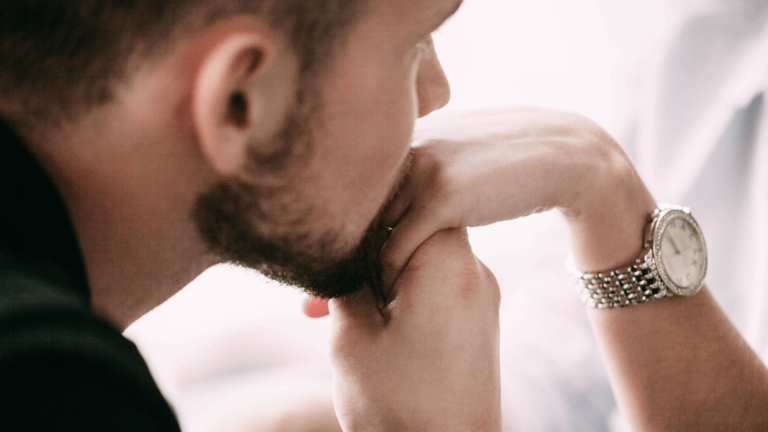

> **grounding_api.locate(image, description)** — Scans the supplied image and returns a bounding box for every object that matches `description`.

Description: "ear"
[192,24,293,176]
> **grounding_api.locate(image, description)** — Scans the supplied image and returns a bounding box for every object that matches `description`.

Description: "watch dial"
[660,217,706,288]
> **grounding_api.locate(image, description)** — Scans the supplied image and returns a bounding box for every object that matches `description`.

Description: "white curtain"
[622,0,768,358]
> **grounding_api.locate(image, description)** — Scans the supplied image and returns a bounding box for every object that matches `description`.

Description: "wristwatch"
[567,204,708,309]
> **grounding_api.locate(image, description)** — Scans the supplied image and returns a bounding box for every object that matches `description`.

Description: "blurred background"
[125,0,768,431]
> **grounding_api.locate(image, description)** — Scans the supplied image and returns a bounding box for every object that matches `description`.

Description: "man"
[4,1,767,432]
[0,0,502,430]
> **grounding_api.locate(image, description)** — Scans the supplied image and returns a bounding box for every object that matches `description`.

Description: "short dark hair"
[0,0,365,126]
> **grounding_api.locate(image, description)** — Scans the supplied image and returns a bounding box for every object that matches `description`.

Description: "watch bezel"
[652,209,707,297]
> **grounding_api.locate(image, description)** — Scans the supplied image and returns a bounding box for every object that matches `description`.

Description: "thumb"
[302,295,330,318]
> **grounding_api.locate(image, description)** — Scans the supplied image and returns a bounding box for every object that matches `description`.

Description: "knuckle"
[454,259,498,305]
[414,141,449,175]
[409,143,440,176]
[411,141,464,200]
[425,162,459,205]
[479,260,502,308]
[567,114,619,152]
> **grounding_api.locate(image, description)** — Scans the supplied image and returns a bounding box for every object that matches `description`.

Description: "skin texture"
[18,0,457,329]
[16,0,763,428]
[331,228,501,432]
[369,107,768,431]
[6,0,506,431]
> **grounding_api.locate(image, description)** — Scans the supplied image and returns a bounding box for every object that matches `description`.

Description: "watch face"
[654,210,707,296]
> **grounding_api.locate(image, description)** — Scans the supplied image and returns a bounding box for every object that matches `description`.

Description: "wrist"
[558,138,656,273]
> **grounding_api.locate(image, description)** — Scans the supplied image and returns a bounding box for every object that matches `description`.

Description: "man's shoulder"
[0,248,97,336]
[0,250,181,431]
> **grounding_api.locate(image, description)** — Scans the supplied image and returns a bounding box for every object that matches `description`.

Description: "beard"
[192,83,401,300]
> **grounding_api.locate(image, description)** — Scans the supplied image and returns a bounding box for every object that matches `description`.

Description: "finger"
[380,205,451,301]
[380,181,416,230]
[303,295,330,318]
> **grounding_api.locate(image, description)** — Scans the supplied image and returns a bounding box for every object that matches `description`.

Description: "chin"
[194,178,393,299]
[257,218,389,299]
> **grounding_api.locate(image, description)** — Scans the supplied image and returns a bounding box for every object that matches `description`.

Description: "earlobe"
[192,33,271,176]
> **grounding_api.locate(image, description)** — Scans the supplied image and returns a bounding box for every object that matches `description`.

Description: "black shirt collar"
[0,119,89,299]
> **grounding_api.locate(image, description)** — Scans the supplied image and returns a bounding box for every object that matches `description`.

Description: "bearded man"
[0,0,503,430]
[6,0,768,431]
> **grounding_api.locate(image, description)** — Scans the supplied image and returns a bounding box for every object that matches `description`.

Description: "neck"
[22,109,219,331]
[73,186,217,331]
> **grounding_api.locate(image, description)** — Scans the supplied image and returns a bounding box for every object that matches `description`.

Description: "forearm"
[588,287,768,431]
[566,155,768,431]
[382,106,768,430]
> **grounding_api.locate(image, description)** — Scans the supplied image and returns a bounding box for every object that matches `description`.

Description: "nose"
[416,37,451,118]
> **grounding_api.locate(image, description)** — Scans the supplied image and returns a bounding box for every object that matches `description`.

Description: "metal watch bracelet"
[566,252,671,309]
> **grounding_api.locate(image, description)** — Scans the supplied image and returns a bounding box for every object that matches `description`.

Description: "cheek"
[312,57,420,231]
[330,60,417,157]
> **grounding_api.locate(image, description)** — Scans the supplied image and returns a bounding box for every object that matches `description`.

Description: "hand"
[329,228,501,432]
[303,295,330,318]
[380,107,656,293]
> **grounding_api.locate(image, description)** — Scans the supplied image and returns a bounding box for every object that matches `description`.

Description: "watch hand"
[668,236,681,255]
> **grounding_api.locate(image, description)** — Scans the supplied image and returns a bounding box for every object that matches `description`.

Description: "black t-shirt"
[0,120,181,431]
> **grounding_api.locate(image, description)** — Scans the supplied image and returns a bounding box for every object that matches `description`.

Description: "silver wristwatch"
[567,205,708,309]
